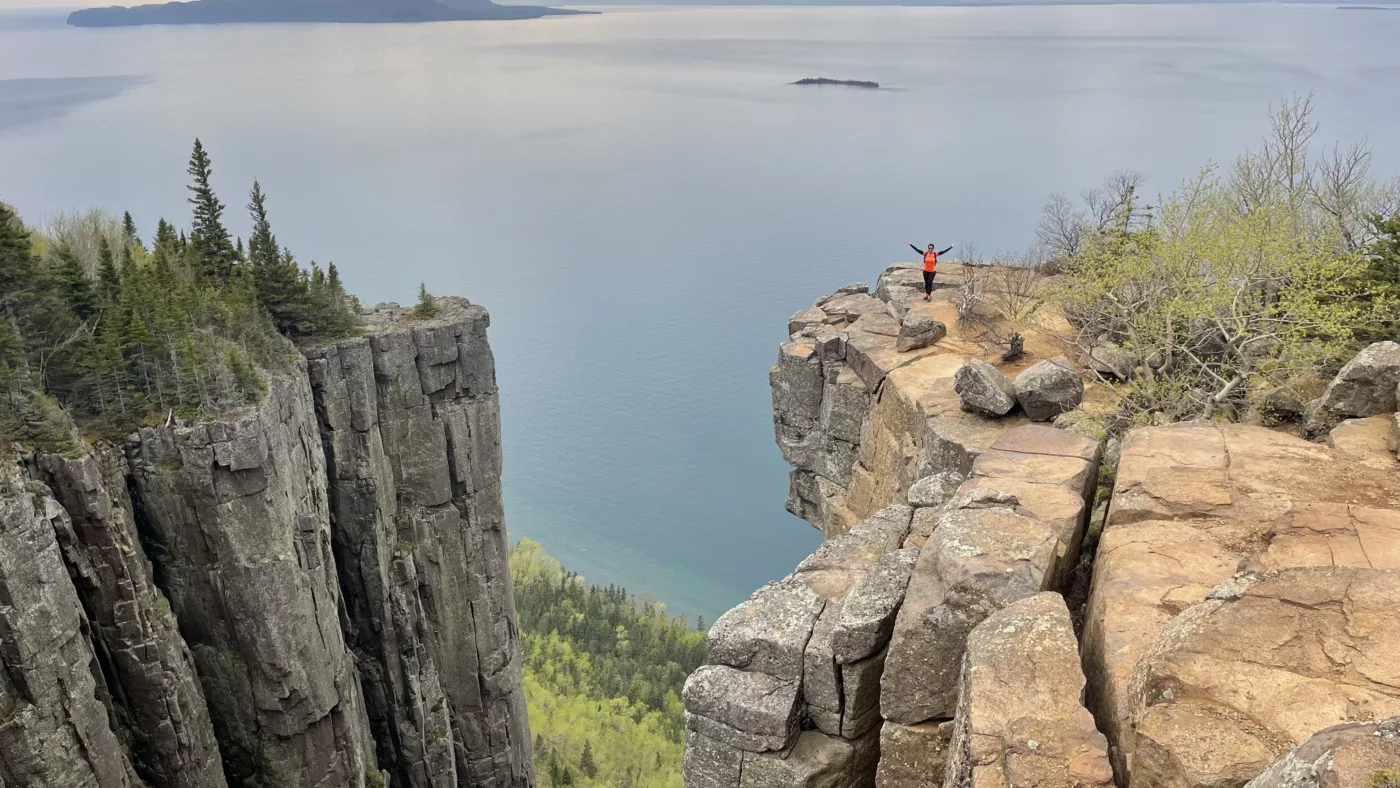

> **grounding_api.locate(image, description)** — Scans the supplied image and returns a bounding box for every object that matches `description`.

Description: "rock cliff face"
[305,300,531,788]
[687,266,1400,788]
[0,297,532,788]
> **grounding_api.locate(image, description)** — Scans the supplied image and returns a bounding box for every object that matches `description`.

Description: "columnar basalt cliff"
[305,299,531,788]
[0,297,532,788]
[686,263,1400,788]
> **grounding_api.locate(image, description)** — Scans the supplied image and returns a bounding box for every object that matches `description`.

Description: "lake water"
[3,3,1399,621]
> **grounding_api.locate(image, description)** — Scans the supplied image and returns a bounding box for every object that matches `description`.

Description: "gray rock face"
[125,365,378,787]
[1244,717,1400,788]
[304,300,531,788]
[683,667,800,752]
[1012,358,1084,422]
[896,313,947,353]
[953,360,1017,417]
[1317,341,1400,418]
[34,449,225,788]
[0,457,138,788]
[707,576,826,680]
[876,722,951,788]
[906,472,964,509]
[832,548,918,664]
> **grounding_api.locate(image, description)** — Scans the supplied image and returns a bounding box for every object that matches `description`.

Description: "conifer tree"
[54,245,96,320]
[96,237,121,309]
[580,740,597,779]
[415,283,438,319]
[186,138,236,281]
[122,211,138,243]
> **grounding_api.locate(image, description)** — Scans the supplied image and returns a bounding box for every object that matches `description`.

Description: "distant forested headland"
[67,0,590,28]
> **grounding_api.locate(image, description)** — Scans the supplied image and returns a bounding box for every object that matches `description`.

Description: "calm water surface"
[3,4,1399,620]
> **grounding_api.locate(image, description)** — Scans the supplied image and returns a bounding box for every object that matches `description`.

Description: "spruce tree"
[414,283,438,319]
[96,237,122,309]
[54,245,96,320]
[122,211,138,244]
[186,138,236,281]
[579,740,597,780]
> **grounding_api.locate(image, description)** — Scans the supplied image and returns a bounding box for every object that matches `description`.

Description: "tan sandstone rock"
[943,593,1114,788]
[1083,423,1400,786]
[1129,569,1400,788]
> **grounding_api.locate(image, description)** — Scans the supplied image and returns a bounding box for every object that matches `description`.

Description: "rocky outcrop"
[34,448,225,788]
[0,456,139,787]
[1245,717,1400,788]
[751,271,1400,788]
[881,425,1101,725]
[683,505,913,788]
[305,300,531,788]
[124,364,379,787]
[773,264,1051,537]
[942,593,1113,788]
[1082,423,1400,787]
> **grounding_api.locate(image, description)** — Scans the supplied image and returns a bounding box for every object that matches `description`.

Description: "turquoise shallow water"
[2,3,1398,620]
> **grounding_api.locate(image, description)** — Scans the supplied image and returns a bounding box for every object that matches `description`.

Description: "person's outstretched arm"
[908,242,925,255]
[938,244,955,255]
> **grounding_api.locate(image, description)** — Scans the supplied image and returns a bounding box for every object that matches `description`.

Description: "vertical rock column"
[124,366,378,788]
[0,456,138,788]
[304,299,531,788]
[35,448,226,788]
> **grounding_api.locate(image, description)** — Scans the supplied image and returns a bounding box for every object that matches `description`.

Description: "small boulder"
[788,308,828,338]
[953,359,1016,417]
[907,471,964,509]
[1013,357,1084,422]
[1317,341,1400,418]
[1245,717,1400,788]
[1086,342,1136,380]
[896,313,947,352]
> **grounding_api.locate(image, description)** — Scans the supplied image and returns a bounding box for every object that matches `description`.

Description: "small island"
[68,0,590,27]
[792,78,880,89]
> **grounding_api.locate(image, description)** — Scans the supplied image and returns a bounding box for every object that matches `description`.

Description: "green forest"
[511,538,708,788]
[0,139,359,448]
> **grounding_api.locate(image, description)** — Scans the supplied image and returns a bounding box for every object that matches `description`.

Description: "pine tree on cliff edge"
[186,138,236,282]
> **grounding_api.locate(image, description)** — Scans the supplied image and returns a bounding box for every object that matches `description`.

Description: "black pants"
[923,270,936,295]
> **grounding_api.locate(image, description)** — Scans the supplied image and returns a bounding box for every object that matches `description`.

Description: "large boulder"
[683,666,800,752]
[1012,357,1084,422]
[1317,341,1400,418]
[1086,342,1136,381]
[896,313,947,352]
[953,360,1017,417]
[831,548,918,664]
[707,576,826,680]
[942,593,1114,788]
[1245,717,1400,788]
